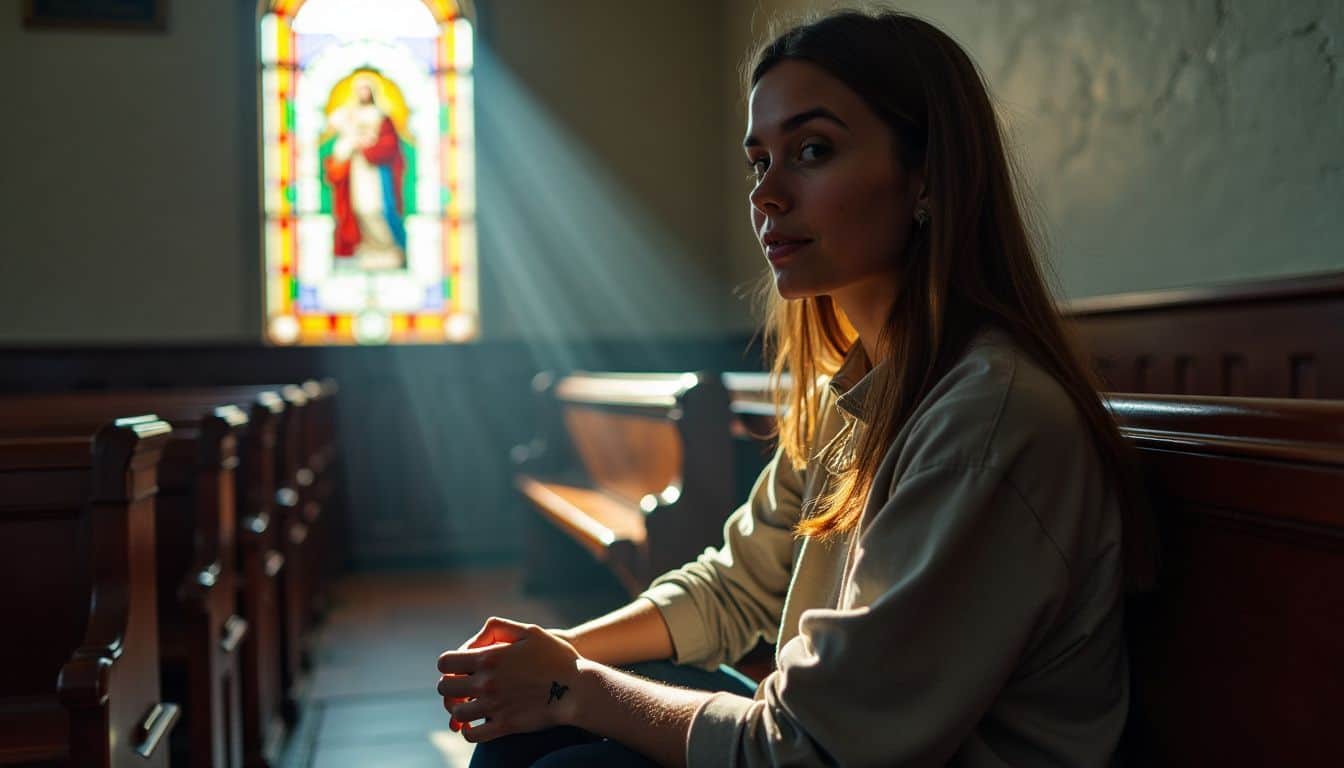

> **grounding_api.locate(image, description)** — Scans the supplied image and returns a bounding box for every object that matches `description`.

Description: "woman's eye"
[747,157,769,180]
[799,142,831,162]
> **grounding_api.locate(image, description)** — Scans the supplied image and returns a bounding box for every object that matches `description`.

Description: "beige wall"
[0,1,255,343]
[721,0,1344,309]
[473,0,741,340]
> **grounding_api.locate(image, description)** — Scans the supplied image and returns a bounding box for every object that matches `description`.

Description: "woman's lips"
[766,239,812,262]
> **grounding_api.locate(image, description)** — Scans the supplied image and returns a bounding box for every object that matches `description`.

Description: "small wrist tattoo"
[548,681,569,704]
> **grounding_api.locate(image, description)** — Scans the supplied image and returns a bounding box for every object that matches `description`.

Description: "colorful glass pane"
[261,0,476,345]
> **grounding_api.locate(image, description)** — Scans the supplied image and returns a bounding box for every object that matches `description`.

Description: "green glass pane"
[284,102,296,132]
[443,277,453,301]
[284,185,296,206]
[290,278,299,300]
[440,105,451,133]
[441,188,451,207]
[401,138,418,212]
[318,136,334,214]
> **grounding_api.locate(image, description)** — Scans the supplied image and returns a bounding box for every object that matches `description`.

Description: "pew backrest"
[1069,273,1344,397]
[0,416,177,766]
[1107,393,1344,766]
[554,372,732,515]
[516,370,737,591]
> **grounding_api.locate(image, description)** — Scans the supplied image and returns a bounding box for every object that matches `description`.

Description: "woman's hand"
[436,617,582,743]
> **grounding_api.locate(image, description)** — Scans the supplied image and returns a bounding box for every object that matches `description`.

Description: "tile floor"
[281,567,597,768]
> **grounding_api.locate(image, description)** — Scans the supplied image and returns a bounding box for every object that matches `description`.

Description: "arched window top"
[259,0,477,345]
[289,0,442,38]
[267,0,463,24]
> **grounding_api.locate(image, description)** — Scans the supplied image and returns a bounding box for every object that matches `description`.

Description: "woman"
[438,10,1154,766]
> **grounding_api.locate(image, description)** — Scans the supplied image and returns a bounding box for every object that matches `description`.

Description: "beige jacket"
[641,327,1127,767]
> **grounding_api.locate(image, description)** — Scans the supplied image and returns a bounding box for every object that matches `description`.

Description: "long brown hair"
[751,10,1156,591]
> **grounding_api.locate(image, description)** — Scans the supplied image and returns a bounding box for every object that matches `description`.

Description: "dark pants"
[467,661,757,768]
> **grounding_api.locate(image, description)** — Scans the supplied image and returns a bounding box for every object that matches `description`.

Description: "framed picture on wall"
[24,0,168,31]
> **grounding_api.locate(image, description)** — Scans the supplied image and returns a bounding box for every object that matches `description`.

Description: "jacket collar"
[828,344,883,424]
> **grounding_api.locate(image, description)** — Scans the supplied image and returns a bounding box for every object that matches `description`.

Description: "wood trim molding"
[1064,271,1344,316]
[1105,394,1344,466]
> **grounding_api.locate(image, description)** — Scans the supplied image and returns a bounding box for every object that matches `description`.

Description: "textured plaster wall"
[720,0,1343,318]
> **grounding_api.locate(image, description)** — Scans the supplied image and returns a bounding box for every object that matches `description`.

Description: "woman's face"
[745,60,923,301]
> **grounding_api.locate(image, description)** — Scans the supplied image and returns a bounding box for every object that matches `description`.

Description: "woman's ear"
[908,162,930,221]
[911,166,930,211]
[911,170,931,226]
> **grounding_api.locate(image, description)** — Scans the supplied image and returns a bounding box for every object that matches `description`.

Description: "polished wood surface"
[0,378,337,768]
[516,371,735,594]
[0,417,177,767]
[563,408,682,509]
[187,385,317,734]
[0,394,252,768]
[1109,394,1344,766]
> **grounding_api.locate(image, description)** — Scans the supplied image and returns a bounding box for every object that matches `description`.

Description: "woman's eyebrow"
[743,107,849,147]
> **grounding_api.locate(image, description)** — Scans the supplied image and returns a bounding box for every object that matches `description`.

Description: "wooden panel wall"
[1066,272,1344,398]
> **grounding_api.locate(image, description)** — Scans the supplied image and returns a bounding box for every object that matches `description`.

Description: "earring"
[914,208,930,227]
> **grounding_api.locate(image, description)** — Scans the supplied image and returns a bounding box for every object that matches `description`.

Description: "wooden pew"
[1109,394,1344,766]
[218,390,288,768]
[0,415,179,767]
[298,379,338,622]
[176,389,290,768]
[0,386,305,765]
[0,394,254,768]
[185,385,316,730]
[97,388,293,766]
[515,372,735,595]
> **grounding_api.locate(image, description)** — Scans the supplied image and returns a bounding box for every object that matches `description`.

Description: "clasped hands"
[437,617,582,743]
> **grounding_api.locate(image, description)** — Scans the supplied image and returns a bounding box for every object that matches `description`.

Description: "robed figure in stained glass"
[263,0,478,345]
[325,74,407,270]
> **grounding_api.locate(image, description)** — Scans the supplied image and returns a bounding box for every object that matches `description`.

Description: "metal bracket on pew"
[220,615,249,655]
[133,702,181,759]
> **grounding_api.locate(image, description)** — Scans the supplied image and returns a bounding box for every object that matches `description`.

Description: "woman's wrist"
[563,657,607,730]
[561,658,708,767]
[548,627,587,660]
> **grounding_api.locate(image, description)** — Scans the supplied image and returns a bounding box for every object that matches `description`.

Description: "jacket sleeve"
[685,462,1072,767]
[639,444,806,669]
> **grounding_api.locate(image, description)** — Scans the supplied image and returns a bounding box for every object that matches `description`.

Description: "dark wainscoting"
[0,336,762,570]
[1066,271,1344,398]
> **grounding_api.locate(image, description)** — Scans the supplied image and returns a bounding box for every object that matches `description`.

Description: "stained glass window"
[260,0,477,345]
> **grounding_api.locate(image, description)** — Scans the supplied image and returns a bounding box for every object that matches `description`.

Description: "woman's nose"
[749,173,790,215]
